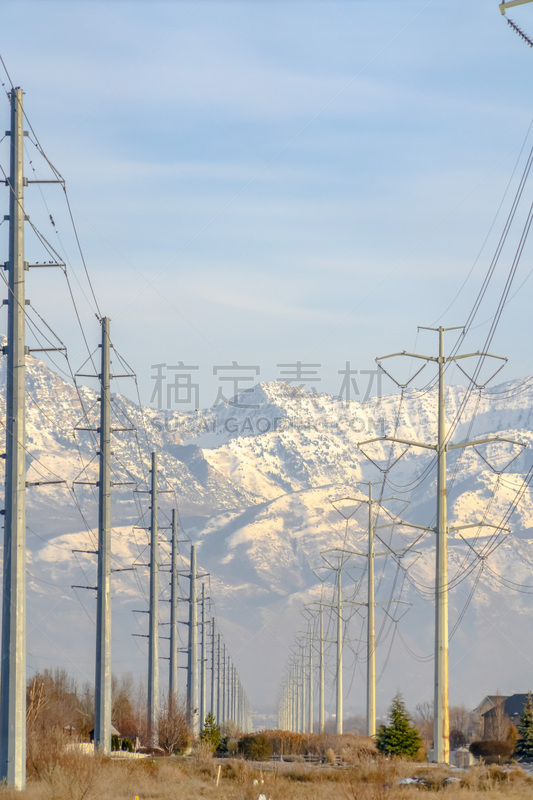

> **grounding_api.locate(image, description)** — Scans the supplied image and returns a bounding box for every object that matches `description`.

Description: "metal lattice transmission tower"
[0,86,27,791]
[362,325,522,762]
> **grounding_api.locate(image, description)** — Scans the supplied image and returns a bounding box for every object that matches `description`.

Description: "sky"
[1,0,533,412]
[1,0,533,722]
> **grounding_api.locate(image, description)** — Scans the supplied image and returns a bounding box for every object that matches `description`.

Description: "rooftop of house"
[482,693,532,719]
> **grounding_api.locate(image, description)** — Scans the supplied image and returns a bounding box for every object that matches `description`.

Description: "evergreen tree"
[376,692,422,759]
[515,692,533,760]
[200,712,221,752]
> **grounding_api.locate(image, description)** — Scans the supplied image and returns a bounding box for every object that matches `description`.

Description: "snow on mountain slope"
[2,354,533,717]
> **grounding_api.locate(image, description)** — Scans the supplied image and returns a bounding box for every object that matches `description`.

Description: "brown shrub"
[469,739,515,763]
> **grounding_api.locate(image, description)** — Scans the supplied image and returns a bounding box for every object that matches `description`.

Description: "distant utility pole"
[319,604,325,734]
[363,325,521,762]
[94,317,112,752]
[210,618,216,717]
[217,632,222,723]
[0,86,27,791]
[231,666,235,723]
[334,484,403,737]
[292,659,300,732]
[200,583,207,731]
[320,547,361,736]
[187,545,199,736]
[292,661,298,732]
[366,485,376,737]
[169,509,179,707]
[336,560,343,735]
[286,666,294,731]
[221,643,227,724]
[308,625,313,734]
[300,643,306,733]
[148,452,159,748]
[296,618,315,735]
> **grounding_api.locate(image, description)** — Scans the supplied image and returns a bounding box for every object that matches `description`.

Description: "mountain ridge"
[1,353,533,718]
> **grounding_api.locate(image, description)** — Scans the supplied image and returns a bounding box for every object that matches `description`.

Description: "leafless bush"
[45,750,101,800]
[26,675,68,781]
[157,698,190,755]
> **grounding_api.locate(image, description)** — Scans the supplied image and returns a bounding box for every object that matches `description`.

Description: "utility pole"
[169,509,178,708]
[148,452,159,748]
[367,484,377,737]
[319,604,324,734]
[230,664,234,723]
[300,645,306,733]
[94,317,111,752]
[0,86,26,791]
[293,663,298,732]
[287,665,294,732]
[336,485,397,737]
[295,663,299,733]
[336,559,343,735]
[298,658,303,733]
[187,544,199,736]
[308,626,313,734]
[320,549,360,736]
[210,617,216,717]
[217,633,222,723]
[222,643,227,723]
[362,326,520,762]
[225,652,231,722]
[200,583,206,731]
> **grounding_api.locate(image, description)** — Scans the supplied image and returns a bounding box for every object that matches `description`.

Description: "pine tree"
[200,712,221,752]
[376,692,422,759]
[515,692,533,760]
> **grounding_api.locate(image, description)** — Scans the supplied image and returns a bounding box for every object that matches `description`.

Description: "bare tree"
[413,700,433,749]
[158,699,190,756]
[112,673,138,739]
[486,694,511,742]
[449,705,470,748]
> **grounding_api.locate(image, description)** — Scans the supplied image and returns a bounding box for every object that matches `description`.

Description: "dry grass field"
[1,752,533,800]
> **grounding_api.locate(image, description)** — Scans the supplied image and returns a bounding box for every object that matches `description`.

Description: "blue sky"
[2,0,533,408]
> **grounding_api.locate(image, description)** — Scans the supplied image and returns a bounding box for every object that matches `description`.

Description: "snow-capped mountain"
[3,352,533,719]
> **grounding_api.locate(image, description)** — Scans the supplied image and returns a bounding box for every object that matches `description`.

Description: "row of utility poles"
[134,454,251,745]
[0,87,250,791]
[278,483,397,738]
[278,329,519,765]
